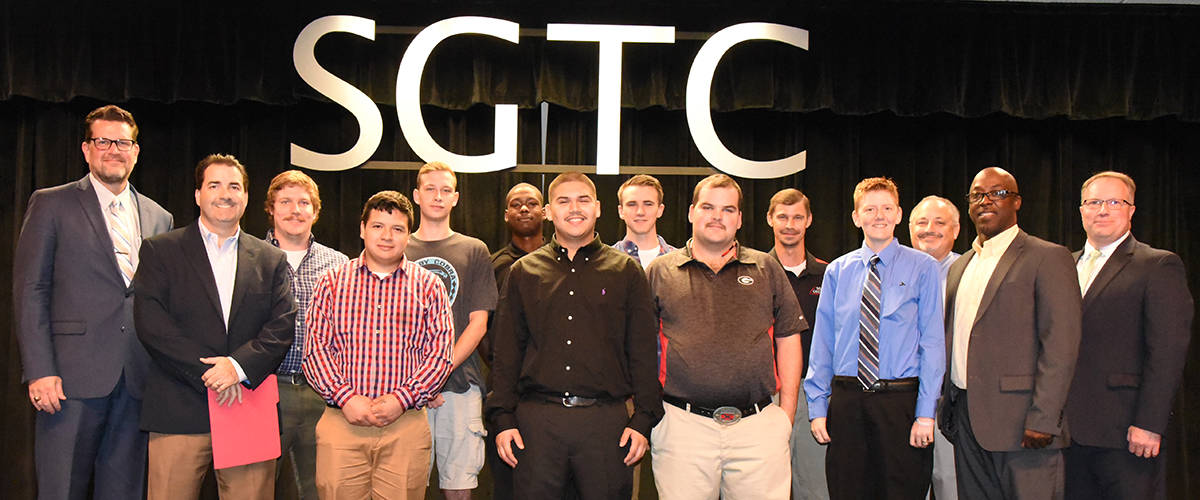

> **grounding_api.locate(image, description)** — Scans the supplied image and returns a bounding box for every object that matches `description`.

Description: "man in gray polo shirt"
[646,174,808,500]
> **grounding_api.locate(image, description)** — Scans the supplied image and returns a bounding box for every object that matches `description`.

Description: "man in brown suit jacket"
[940,167,1082,500]
[1064,172,1193,499]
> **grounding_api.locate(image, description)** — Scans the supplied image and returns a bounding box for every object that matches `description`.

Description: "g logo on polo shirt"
[415,256,460,305]
[737,275,754,286]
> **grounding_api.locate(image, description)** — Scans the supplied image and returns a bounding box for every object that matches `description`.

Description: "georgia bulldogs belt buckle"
[712,406,742,425]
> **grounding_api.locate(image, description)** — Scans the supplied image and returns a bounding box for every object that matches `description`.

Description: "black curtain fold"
[5,2,1200,120]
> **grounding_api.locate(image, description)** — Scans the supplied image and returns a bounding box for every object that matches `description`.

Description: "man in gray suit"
[1064,171,1193,499]
[14,105,173,499]
[940,167,1082,500]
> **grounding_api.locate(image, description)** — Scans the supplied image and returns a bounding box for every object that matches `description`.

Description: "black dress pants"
[512,399,633,500]
[825,378,932,500]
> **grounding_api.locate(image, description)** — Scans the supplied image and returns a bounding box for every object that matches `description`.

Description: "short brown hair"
[416,161,457,190]
[547,171,597,199]
[84,105,138,141]
[618,174,664,204]
[265,170,322,219]
[194,154,249,190]
[692,174,743,209]
[852,177,899,208]
[1081,171,1136,204]
[361,190,414,227]
[768,188,811,217]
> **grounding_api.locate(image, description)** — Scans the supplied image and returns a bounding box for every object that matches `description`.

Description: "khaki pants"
[315,406,431,500]
[651,402,792,500]
[147,432,274,500]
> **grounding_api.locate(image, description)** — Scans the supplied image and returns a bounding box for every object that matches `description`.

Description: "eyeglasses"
[966,189,1019,204]
[1081,198,1133,210]
[88,137,137,151]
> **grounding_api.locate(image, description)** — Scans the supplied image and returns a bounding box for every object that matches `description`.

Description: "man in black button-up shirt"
[487,172,663,499]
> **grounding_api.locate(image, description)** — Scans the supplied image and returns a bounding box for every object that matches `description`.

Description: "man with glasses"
[1063,172,1193,499]
[14,105,173,499]
[941,167,1081,499]
[806,177,944,500]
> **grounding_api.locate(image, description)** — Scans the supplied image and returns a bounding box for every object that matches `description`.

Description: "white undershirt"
[783,260,807,276]
[283,249,307,270]
[638,246,660,269]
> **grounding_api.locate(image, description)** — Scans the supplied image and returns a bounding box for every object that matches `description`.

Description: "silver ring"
[33,396,41,402]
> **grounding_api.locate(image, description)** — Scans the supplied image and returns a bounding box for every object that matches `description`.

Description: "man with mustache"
[487,172,662,499]
[764,188,828,500]
[14,105,173,499]
[648,174,806,500]
[481,181,545,500]
[1064,172,1192,499]
[941,167,1081,499]
[135,154,297,498]
[907,195,961,500]
[805,177,944,500]
[405,162,498,500]
[303,190,454,499]
[614,174,677,268]
[263,170,348,500]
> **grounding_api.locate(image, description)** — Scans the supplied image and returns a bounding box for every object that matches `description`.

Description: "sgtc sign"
[293,16,808,179]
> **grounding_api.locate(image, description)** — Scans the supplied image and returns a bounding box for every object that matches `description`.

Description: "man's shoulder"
[146,224,195,246]
[309,240,350,264]
[30,178,84,201]
[133,189,170,218]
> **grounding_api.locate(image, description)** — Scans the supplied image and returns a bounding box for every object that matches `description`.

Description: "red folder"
[208,374,281,469]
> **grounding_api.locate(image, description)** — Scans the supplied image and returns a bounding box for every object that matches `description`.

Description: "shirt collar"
[198,218,240,247]
[550,233,604,258]
[1083,231,1130,258]
[679,239,752,267]
[89,173,133,209]
[354,253,408,278]
[859,238,900,267]
[971,224,1020,258]
[265,228,314,250]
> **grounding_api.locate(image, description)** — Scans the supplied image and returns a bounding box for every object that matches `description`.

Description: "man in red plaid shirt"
[302,190,454,500]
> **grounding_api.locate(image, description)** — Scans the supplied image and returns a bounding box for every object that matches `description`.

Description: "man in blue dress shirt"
[805,177,945,500]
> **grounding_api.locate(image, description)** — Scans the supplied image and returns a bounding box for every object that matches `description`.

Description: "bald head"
[909,196,960,261]
[968,167,1022,241]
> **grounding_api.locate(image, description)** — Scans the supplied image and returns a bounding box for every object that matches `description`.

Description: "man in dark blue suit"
[14,105,173,499]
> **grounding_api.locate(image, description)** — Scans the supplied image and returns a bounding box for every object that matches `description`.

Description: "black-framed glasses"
[1081,198,1133,209]
[966,189,1020,204]
[88,137,137,151]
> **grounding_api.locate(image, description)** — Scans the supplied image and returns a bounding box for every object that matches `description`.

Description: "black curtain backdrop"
[2,1,1199,499]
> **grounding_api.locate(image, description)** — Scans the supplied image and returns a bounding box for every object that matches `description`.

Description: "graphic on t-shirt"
[415,256,460,305]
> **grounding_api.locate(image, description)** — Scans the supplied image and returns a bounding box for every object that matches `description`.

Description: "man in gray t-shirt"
[406,162,498,500]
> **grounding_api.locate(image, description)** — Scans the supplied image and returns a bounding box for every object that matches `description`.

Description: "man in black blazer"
[1064,171,1193,499]
[134,154,296,499]
[940,167,1082,500]
[14,105,173,500]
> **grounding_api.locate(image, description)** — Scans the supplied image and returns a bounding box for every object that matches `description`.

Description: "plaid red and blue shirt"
[302,255,454,409]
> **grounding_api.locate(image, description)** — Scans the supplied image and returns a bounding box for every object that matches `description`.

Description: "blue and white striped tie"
[858,255,882,389]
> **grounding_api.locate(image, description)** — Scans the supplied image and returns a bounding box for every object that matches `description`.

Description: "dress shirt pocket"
[50,321,86,335]
[1106,373,1141,389]
[998,374,1034,392]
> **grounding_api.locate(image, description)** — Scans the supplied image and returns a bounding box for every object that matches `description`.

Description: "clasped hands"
[200,356,243,407]
[342,394,406,427]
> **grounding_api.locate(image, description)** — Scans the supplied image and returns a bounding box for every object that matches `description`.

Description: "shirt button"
[374,330,381,334]
[569,290,574,295]
[376,304,382,309]
[567,315,573,321]
[565,391,571,396]
[565,365,571,371]
[566,340,572,345]
[571,268,576,273]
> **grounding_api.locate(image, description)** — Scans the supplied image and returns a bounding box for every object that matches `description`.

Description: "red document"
[208,374,281,469]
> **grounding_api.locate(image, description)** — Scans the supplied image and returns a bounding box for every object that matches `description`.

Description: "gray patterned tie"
[858,255,882,389]
[107,199,136,284]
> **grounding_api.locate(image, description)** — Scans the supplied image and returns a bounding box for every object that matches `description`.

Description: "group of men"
[13,104,1193,500]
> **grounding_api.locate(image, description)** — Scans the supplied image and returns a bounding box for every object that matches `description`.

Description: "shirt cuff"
[227,356,248,383]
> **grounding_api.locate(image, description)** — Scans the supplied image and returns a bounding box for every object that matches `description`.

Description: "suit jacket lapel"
[74,176,125,285]
[228,233,258,329]
[183,224,226,324]
[972,230,1027,328]
[130,184,154,238]
[1082,235,1136,309]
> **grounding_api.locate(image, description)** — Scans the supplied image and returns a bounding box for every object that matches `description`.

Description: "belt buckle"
[561,397,576,408]
[866,381,884,393]
[712,406,742,425]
